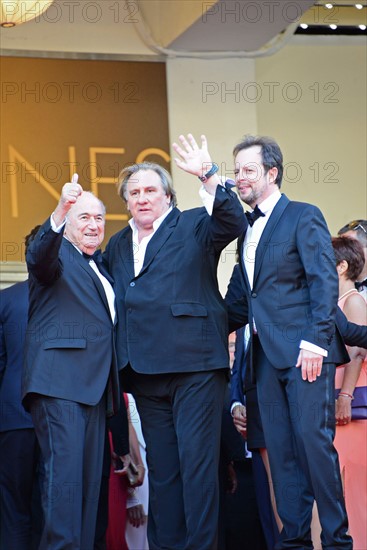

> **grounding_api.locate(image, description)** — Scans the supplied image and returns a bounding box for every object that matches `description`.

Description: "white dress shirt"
[129,207,172,277]
[243,190,281,290]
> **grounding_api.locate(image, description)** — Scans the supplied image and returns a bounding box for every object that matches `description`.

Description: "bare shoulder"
[343,292,367,325]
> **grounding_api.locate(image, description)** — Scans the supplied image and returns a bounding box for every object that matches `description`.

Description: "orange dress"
[334,290,367,550]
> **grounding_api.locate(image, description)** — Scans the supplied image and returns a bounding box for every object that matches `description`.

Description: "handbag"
[335,386,367,420]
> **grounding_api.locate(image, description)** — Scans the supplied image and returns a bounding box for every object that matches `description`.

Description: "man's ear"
[268,166,278,185]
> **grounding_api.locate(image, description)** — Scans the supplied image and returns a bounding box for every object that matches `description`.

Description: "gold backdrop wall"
[0,57,170,261]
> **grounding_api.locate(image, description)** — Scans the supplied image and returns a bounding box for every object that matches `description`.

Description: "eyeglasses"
[338,220,367,235]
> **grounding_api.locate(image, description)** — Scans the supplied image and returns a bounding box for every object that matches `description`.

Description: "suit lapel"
[117,229,136,281]
[253,194,289,286]
[63,240,112,319]
[137,208,180,277]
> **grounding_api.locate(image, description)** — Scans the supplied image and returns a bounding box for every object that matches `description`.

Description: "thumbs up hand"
[61,173,83,206]
[52,173,84,227]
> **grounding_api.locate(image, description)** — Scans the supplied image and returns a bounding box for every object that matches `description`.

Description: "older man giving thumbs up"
[22,174,130,550]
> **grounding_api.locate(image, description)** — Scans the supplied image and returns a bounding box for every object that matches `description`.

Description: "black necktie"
[82,249,102,264]
[355,278,367,291]
[245,205,265,227]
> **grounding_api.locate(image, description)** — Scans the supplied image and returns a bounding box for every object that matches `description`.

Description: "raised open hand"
[172,134,214,177]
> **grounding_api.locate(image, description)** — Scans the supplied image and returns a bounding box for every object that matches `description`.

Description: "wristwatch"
[198,163,219,183]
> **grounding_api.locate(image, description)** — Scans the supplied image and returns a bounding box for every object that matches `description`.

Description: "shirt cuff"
[299,340,328,357]
[230,401,244,415]
[199,176,227,215]
[50,213,66,233]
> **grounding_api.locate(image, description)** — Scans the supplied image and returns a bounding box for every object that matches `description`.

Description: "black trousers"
[29,396,106,550]
[0,428,42,550]
[125,367,227,550]
[255,338,352,550]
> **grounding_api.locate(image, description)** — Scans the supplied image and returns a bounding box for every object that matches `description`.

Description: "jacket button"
[252,292,257,298]
[130,282,135,287]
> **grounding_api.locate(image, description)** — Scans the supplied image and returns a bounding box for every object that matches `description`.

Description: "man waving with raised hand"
[103,134,246,550]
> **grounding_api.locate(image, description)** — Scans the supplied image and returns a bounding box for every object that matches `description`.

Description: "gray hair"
[117,162,177,207]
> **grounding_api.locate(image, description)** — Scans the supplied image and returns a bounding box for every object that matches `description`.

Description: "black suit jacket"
[0,281,34,431]
[227,194,350,374]
[335,307,367,348]
[231,308,367,412]
[103,184,246,374]
[22,219,119,415]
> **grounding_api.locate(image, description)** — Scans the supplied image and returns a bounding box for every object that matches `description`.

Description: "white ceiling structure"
[1,0,365,60]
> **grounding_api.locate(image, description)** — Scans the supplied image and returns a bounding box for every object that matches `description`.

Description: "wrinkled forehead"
[69,193,105,218]
[127,169,165,190]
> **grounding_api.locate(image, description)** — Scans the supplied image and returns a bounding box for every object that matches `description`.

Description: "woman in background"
[332,236,367,550]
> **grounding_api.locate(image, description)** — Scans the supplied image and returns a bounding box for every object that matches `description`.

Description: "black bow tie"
[355,278,367,291]
[82,249,114,285]
[82,249,102,264]
[245,205,265,227]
